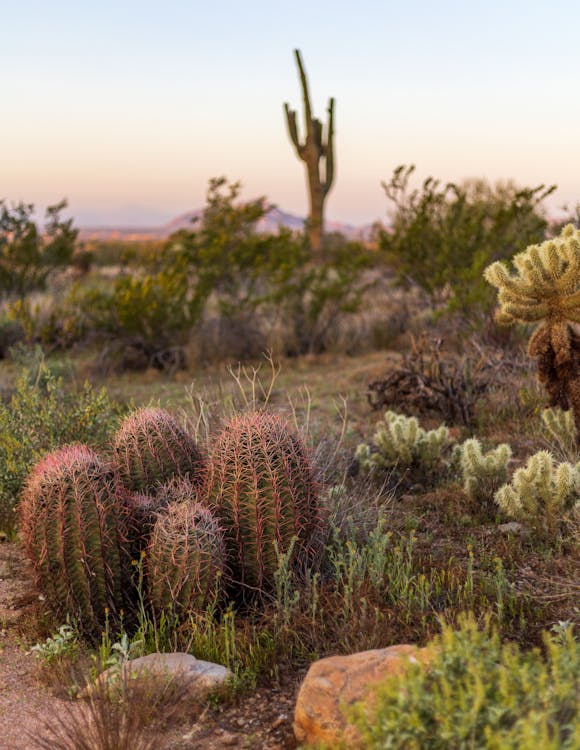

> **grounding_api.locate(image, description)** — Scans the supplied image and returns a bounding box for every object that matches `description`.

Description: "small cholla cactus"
[484,224,580,445]
[356,411,452,477]
[147,502,226,617]
[454,438,512,511]
[112,407,205,494]
[541,407,579,462]
[494,450,580,538]
[19,445,132,636]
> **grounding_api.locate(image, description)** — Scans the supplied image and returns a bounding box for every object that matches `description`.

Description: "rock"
[80,652,232,701]
[498,521,525,535]
[293,644,432,747]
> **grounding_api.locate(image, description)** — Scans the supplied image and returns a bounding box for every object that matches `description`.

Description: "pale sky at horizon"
[2,0,579,227]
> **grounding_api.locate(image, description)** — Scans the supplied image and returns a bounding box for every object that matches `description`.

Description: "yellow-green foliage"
[494,450,580,537]
[455,438,512,508]
[356,411,452,476]
[484,223,580,327]
[349,617,579,750]
[542,407,579,461]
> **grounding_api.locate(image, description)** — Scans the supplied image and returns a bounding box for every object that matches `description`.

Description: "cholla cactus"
[455,438,512,510]
[541,407,579,462]
[484,224,580,445]
[494,450,580,537]
[147,502,226,617]
[356,411,452,476]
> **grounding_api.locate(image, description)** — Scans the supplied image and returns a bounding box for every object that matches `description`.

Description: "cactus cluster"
[494,450,580,537]
[205,411,320,592]
[455,438,512,510]
[19,445,131,635]
[484,224,580,445]
[19,405,322,632]
[356,411,452,477]
[541,407,579,461]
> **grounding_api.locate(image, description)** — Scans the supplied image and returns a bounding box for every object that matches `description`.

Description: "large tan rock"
[293,644,432,747]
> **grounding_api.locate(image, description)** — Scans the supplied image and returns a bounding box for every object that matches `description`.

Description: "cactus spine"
[206,411,320,592]
[356,411,452,476]
[147,502,226,617]
[19,445,130,635]
[284,49,335,254]
[455,438,512,509]
[484,224,580,445]
[494,450,580,537]
[112,407,205,494]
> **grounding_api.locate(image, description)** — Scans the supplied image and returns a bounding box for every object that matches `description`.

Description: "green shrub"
[494,450,580,538]
[0,356,123,533]
[356,411,453,480]
[349,617,579,749]
[0,200,77,299]
[542,407,579,462]
[378,165,554,317]
[454,438,512,512]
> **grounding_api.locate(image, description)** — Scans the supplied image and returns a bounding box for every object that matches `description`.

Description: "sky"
[2,0,580,227]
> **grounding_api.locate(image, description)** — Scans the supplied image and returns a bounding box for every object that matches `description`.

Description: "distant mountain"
[79,206,375,242]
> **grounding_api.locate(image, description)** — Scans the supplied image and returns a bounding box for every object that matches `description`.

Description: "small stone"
[270,714,287,730]
[498,521,525,535]
[80,652,233,701]
[293,644,433,747]
[221,730,239,746]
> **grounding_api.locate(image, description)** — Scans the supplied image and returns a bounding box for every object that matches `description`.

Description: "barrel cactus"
[147,502,226,617]
[112,407,205,494]
[205,411,321,593]
[19,444,131,635]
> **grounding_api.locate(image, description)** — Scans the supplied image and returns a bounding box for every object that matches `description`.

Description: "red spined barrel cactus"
[112,407,205,494]
[147,502,226,617]
[19,445,131,636]
[205,411,321,592]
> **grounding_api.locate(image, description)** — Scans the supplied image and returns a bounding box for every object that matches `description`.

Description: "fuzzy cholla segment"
[356,411,451,473]
[483,224,580,327]
[455,438,512,506]
[494,450,580,536]
[206,411,320,592]
[541,407,578,460]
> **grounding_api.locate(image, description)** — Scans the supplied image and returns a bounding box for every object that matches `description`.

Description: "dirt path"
[0,542,298,750]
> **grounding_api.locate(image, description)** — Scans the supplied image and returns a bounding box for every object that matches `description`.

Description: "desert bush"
[454,438,512,513]
[0,200,77,299]
[349,616,579,750]
[495,450,580,538]
[378,165,554,318]
[356,411,453,481]
[0,355,122,534]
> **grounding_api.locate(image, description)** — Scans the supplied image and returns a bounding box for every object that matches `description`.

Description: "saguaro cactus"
[484,224,580,445]
[284,49,335,254]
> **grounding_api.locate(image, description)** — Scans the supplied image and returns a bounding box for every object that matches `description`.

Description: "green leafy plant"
[378,165,554,317]
[0,355,122,534]
[0,200,77,299]
[454,438,512,512]
[356,411,453,479]
[349,616,579,750]
[494,450,580,538]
